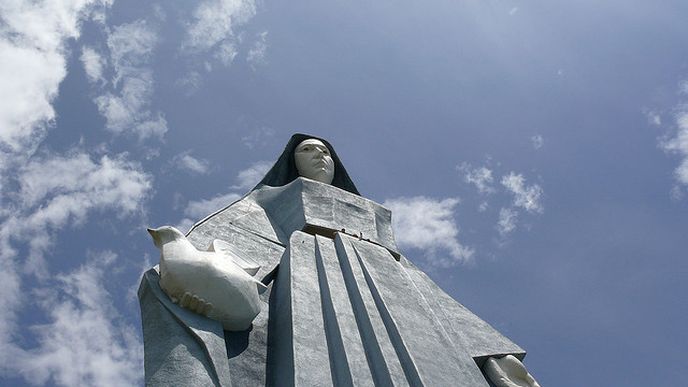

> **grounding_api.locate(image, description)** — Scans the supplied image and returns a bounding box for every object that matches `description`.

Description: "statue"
[139,134,540,386]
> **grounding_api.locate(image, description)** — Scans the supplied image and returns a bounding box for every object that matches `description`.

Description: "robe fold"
[139,177,524,386]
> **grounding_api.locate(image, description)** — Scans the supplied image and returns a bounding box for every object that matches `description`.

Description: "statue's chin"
[300,169,333,185]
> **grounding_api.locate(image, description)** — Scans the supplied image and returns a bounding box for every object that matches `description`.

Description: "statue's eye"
[301,146,310,151]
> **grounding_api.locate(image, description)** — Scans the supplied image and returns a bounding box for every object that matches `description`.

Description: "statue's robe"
[139,178,524,386]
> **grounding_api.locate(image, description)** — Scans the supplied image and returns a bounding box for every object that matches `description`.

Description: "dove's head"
[147,226,186,248]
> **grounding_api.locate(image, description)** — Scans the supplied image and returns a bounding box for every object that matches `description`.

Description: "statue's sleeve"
[399,257,526,367]
[138,269,232,387]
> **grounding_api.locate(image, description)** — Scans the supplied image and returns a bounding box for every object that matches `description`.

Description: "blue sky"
[1,0,687,385]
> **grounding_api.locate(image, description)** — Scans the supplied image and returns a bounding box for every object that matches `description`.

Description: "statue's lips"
[311,158,332,169]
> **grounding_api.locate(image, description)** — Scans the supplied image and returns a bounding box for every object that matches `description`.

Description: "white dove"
[147,226,267,331]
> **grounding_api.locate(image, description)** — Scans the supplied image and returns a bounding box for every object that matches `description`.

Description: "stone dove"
[147,226,267,331]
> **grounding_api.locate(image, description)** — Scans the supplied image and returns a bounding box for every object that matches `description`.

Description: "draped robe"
[139,177,524,386]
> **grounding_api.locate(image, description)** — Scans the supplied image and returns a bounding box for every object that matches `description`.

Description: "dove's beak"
[147,227,161,248]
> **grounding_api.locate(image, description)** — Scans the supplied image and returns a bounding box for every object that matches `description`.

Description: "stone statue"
[139,134,540,386]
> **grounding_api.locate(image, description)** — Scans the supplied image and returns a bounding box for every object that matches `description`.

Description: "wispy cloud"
[531,134,544,150]
[5,152,152,276]
[459,163,495,194]
[659,86,688,189]
[501,172,544,213]
[0,151,150,384]
[184,192,243,220]
[175,161,269,232]
[645,110,662,126]
[181,0,257,64]
[231,160,272,190]
[384,196,474,267]
[177,192,242,233]
[93,20,167,140]
[80,46,106,84]
[0,0,110,152]
[241,127,275,149]
[459,161,545,245]
[247,31,268,70]
[497,207,518,236]
[174,152,210,175]
[8,251,143,386]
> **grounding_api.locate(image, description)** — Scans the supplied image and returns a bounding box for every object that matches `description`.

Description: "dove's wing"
[208,239,261,276]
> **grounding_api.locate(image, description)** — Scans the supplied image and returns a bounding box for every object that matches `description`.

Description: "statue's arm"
[483,355,541,387]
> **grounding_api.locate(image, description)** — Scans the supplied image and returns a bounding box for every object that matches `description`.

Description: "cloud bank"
[384,196,474,267]
[0,0,110,152]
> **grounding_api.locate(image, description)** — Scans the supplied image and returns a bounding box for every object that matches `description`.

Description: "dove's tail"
[254,278,268,295]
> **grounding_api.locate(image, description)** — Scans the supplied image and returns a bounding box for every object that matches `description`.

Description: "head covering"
[254,133,360,195]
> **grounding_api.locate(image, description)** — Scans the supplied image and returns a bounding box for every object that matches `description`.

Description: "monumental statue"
[139,133,540,386]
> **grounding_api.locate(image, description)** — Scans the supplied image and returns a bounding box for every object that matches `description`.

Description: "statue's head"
[294,138,335,185]
[252,133,360,195]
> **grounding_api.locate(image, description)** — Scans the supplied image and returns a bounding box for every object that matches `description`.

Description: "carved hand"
[150,226,267,330]
[172,291,213,317]
[483,355,541,387]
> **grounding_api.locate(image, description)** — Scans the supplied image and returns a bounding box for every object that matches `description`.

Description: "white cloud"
[216,41,238,66]
[531,134,544,150]
[184,192,242,219]
[241,127,275,149]
[680,80,688,95]
[175,152,210,175]
[509,7,518,16]
[645,110,662,126]
[177,192,242,233]
[384,196,474,267]
[5,152,152,276]
[182,0,257,62]
[80,46,105,84]
[16,153,151,215]
[458,161,544,244]
[10,251,142,386]
[107,20,157,85]
[497,207,518,236]
[232,160,272,190]
[0,150,150,384]
[0,0,110,152]
[660,104,688,186]
[93,20,167,140]
[247,31,268,69]
[176,160,272,232]
[459,163,495,194]
[0,4,123,377]
[175,70,203,95]
[501,172,544,213]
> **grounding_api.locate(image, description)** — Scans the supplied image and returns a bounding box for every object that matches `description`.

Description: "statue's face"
[294,139,335,184]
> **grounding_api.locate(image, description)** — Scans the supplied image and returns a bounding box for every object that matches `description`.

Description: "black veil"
[253,133,360,195]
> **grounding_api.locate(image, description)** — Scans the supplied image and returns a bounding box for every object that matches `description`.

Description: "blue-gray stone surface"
[139,177,525,386]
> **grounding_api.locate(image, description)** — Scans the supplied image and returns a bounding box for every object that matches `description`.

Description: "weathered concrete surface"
[348,236,489,386]
[315,235,375,386]
[399,257,525,367]
[139,269,231,387]
[140,178,526,386]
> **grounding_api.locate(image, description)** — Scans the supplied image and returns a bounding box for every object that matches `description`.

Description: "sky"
[1,0,687,386]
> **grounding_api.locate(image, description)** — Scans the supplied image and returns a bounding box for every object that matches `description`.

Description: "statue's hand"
[483,355,540,387]
[173,291,213,317]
